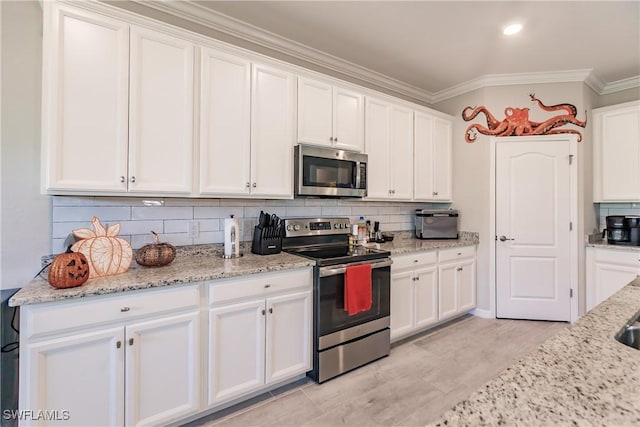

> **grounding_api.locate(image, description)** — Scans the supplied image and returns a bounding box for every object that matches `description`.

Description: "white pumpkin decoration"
[71,216,132,278]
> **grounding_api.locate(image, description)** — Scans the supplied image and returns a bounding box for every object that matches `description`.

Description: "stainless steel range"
[282,217,391,383]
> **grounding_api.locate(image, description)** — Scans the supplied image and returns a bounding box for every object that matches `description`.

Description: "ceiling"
[149,1,640,102]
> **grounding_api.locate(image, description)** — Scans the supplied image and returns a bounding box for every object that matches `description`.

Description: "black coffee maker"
[602,215,640,246]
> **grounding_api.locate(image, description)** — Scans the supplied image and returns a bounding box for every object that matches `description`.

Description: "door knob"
[499,235,514,242]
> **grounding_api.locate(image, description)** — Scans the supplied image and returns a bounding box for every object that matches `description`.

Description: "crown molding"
[131,0,434,104]
[600,75,640,95]
[431,69,596,103]
[132,0,639,104]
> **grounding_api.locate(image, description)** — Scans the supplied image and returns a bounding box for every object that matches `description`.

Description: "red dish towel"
[344,263,372,316]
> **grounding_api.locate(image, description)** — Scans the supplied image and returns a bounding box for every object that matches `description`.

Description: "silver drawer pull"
[121,307,130,312]
[264,284,271,288]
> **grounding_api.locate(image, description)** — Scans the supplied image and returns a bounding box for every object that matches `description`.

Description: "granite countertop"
[9,244,314,307]
[376,231,479,256]
[9,232,479,307]
[586,241,640,252]
[432,276,640,426]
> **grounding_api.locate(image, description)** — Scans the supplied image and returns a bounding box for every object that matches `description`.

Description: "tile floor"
[184,315,566,427]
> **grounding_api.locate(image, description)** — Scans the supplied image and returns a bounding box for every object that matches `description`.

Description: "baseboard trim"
[471,307,493,319]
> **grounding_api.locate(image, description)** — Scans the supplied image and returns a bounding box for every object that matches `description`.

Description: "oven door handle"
[318,258,393,277]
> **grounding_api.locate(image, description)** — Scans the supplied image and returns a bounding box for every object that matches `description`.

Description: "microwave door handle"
[354,161,360,190]
[318,258,393,278]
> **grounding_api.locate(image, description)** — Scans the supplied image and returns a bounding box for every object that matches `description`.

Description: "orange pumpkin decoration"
[48,246,90,288]
[71,216,133,278]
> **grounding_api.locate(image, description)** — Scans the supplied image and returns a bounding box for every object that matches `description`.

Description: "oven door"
[316,258,391,350]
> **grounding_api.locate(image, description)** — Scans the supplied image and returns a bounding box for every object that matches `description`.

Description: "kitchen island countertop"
[432,276,640,426]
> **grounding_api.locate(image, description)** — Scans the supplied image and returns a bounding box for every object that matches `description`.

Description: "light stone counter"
[9,232,479,307]
[9,244,314,307]
[432,276,640,426]
[586,241,640,253]
[375,231,479,256]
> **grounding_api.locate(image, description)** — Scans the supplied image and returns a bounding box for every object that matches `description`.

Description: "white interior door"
[495,139,574,321]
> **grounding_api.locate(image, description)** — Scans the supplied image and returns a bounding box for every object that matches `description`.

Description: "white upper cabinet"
[198,55,294,198]
[42,4,130,192]
[298,77,364,152]
[414,112,453,201]
[250,63,296,198]
[593,101,640,202]
[198,48,251,196]
[128,26,194,194]
[42,4,195,195]
[365,97,413,200]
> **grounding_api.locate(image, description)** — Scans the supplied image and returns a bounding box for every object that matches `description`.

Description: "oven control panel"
[283,217,351,237]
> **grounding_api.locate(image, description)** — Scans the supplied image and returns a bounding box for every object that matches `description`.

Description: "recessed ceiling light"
[503,23,523,36]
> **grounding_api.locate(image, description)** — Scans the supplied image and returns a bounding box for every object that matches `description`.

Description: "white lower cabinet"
[438,247,477,320]
[586,247,640,311]
[390,251,438,341]
[207,269,312,407]
[19,285,201,427]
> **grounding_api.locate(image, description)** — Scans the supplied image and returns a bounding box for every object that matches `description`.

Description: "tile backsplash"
[51,196,449,252]
[596,203,640,231]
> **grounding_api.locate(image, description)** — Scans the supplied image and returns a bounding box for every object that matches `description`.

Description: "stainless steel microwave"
[294,145,367,198]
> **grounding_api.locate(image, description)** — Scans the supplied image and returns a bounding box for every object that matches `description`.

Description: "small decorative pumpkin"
[135,231,176,267]
[48,246,90,289]
[71,216,133,278]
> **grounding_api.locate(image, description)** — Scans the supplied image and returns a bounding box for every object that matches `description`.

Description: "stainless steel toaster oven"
[415,209,459,239]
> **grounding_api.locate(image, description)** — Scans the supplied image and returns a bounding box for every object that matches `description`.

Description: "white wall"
[435,83,596,315]
[1,1,50,291]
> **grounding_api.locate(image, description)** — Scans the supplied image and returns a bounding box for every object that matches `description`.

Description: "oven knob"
[287,225,293,231]
[294,224,301,231]
[334,224,339,229]
[344,223,350,229]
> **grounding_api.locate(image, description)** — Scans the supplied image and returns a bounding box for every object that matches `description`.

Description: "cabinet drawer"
[392,251,437,271]
[209,269,312,305]
[438,246,476,263]
[590,247,640,266]
[23,284,200,339]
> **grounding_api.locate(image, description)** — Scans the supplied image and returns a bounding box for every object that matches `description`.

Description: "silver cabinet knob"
[121,307,130,312]
[246,182,250,188]
[252,182,256,188]
[120,176,126,183]
[329,137,334,142]
[130,176,136,183]
[334,137,338,142]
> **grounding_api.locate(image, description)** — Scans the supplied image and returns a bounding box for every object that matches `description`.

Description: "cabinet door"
[438,262,458,320]
[457,258,477,313]
[297,77,333,147]
[414,112,436,200]
[414,266,438,329]
[595,104,640,201]
[23,327,124,426]
[389,105,414,200]
[265,290,312,384]
[433,118,453,201]
[589,261,639,311]
[199,48,251,195]
[125,311,201,427]
[43,4,129,192]
[333,87,364,152]
[251,63,296,198]
[208,299,266,406]
[129,26,194,194]
[390,270,414,340]
[365,98,391,199]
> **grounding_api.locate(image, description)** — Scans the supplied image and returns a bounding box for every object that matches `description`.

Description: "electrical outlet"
[188,221,199,238]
